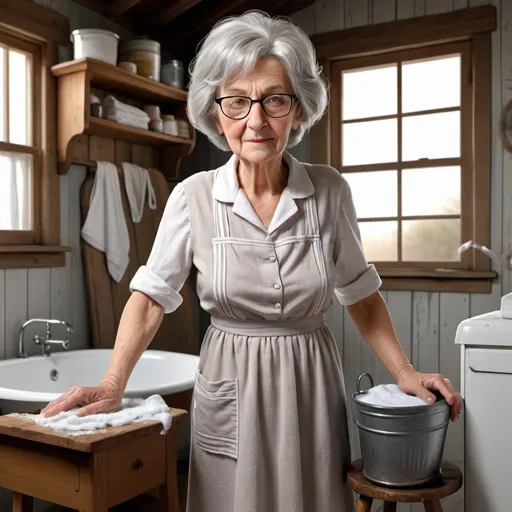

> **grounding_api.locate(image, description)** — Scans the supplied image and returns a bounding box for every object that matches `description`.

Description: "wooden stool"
[348,459,462,512]
[0,408,188,511]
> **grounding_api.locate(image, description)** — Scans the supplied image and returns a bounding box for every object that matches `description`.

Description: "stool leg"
[424,500,443,512]
[356,495,373,512]
[12,493,33,512]
[383,502,397,512]
[159,427,181,512]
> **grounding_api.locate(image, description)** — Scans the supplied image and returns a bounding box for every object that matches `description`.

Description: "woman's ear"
[293,105,303,130]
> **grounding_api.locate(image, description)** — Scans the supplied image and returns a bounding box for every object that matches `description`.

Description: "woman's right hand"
[40,380,122,418]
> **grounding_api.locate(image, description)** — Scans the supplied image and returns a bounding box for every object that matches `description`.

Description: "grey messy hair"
[186,10,329,151]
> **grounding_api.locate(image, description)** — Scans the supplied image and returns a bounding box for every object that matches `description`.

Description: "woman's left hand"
[396,366,463,422]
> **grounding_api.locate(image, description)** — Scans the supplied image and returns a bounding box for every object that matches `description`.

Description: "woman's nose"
[246,102,267,129]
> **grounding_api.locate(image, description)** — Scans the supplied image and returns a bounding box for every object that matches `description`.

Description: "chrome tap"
[18,318,73,358]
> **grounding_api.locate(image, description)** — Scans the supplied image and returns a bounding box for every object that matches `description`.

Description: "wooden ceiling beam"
[107,0,145,18]
[69,0,108,14]
[156,0,315,60]
[147,0,203,27]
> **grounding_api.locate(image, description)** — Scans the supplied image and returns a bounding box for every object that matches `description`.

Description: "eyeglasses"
[214,93,298,120]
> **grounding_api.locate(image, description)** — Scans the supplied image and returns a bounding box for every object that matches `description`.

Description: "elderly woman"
[42,11,462,512]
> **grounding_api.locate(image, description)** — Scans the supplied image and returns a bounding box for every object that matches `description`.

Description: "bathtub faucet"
[18,318,73,358]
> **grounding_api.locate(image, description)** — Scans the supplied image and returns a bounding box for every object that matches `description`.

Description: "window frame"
[311,5,496,293]
[331,41,472,270]
[0,28,42,245]
[0,0,69,268]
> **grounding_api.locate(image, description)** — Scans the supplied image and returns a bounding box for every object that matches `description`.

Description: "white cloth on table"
[18,395,172,436]
[81,161,130,282]
[122,162,157,223]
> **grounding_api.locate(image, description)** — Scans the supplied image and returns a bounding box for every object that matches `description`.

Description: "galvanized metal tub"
[352,373,450,487]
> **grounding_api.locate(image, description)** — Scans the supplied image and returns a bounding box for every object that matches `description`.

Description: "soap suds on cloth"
[18,394,172,436]
[357,384,428,407]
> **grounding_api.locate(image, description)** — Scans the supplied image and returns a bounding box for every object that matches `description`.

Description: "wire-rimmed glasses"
[214,93,298,120]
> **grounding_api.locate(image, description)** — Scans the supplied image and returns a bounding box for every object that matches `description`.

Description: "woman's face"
[214,57,302,166]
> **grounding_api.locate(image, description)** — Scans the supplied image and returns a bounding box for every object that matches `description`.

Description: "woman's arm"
[40,291,164,417]
[346,290,462,422]
[101,290,164,393]
[345,290,411,380]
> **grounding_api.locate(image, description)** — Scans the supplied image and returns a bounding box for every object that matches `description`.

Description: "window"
[331,43,469,268]
[311,5,495,292]
[0,0,69,268]
[0,31,41,244]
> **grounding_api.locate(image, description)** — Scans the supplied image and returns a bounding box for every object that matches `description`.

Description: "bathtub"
[0,348,200,414]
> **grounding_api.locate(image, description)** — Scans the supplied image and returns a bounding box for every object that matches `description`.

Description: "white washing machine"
[455,293,512,512]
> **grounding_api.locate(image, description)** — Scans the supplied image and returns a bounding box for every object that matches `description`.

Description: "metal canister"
[161,59,184,89]
[119,39,161,81]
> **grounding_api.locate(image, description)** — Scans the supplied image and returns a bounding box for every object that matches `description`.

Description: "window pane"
[402,167,460,216]
[359,221,398,261]
[402,111,460,161]
[402,55,461,113]
[343,119,397,165]
[343,64,397,120]
[343,170,397,218]
[0,151,33,230]
[402,219,460,261]
[9,50,30,145]
[0,48,4,142]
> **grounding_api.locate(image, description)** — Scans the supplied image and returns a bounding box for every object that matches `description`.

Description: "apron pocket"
[193,370,239,460]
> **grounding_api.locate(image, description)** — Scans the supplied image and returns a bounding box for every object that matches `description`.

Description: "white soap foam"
[357,384,428,407]
[14,394,172,436]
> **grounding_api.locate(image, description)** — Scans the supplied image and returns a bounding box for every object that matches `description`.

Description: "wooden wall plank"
[315,0,344,33]
[4,270,28,359]
[290,2,317,35]
[438,292,468,512]
[50,174,73,325]
[25,268,52,356]
[396,0,426,18]
[412,292,440,373]
[370,0,396,24]
[345,0,370,27]
[426,0,454,14]
[453,0,469,9]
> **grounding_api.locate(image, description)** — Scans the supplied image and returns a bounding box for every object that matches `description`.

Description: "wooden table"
[0,408,188,512]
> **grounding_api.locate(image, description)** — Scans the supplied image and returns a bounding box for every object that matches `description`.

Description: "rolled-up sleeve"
[129,183,193,314]
[333,176,382,306]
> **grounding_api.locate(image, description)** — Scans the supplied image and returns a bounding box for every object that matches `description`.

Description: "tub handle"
[357,373,375,393]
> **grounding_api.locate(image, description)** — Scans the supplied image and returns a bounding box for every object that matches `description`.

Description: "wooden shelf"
[51,58,196,176]
[51,58,188,104]
[85,117,194,146]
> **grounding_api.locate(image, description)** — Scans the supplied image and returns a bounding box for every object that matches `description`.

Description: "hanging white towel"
[81,161,130,282]
[17,395,172,436]
[122,162,157,223]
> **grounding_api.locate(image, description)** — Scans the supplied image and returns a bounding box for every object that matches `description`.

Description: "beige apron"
[184,168,354,512]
